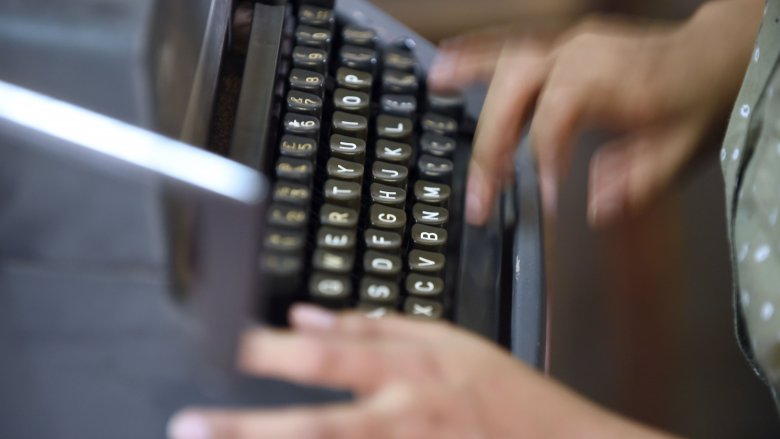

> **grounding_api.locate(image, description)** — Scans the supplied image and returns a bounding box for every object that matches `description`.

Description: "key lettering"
[422,210,439,220]
[318,280,344,296]
[379,190,396,200]
[378,213,397,223]
[367,284,390,299]
[325,234,348,246]
[420,231,438,241]
[323,253,345,269]
[412,304,434,317]
[423,186,441,197]
[381,168,400,178]
[331,186,352,196]
[371,258,393,270]
[417,257,435,267]
[329,212,349,223]
[414,281,435,293]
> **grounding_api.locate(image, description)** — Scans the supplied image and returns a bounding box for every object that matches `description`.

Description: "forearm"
[675,0,764,115]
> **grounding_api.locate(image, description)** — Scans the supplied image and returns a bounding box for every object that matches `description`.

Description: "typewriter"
[0,0,545,438]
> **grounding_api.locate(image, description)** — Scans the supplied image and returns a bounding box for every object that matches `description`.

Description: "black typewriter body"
[222,0,546,357]
[0,1,545,438]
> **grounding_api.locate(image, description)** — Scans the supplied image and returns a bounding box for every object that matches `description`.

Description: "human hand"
[168,305,677,439]
[429,0,762,227]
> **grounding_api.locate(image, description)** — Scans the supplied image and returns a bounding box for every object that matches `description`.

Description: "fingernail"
[588,181,624,227]
[291,304,336,331]
[589,198,620,227]
[167,412,210,439]
[466,189,484,225]
[466,165,487,225]
[540,174,557,219]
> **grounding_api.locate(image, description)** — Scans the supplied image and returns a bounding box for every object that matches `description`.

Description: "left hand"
[167,305,677,439]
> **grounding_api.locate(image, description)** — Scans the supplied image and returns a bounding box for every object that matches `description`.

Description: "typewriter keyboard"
[259,2,467,321]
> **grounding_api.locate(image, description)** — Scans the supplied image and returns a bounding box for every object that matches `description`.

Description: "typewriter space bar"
[230,3,285,170]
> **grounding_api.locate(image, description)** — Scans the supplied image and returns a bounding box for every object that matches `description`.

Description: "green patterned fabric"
[720,0,780,409]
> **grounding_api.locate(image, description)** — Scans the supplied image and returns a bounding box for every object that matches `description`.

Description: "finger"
[467,43,550,225]
[428,41,503,89]
[237,329,438,394]
[168,404,380,439]
[529,83,588,219]
[168,384,423,439]
[587,125,696,228]
[289,304,451,342]
[430,26,517,88]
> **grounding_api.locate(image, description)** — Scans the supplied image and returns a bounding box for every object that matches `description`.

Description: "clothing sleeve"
[731,55,780,414]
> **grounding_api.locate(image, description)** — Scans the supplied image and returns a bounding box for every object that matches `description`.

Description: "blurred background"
[370,0,780,437]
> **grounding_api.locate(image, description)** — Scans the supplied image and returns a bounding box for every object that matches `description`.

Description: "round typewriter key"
[312,249,354,274]
[380,94,417,117]
[339,45,378,72]
[295,25,331,49]
[320,204,359,228]
[417,155,454,182]
[298,5,334,29]
[414,180,451,205]
[333,111,368,139]
[369,204,406,233]
[364,251,402,278]
[268,203,308,229]
[359,277,400,305]
[309,273,352,308]
[275,157,314,183]
[329,134,366,163]
[342,25,378,47]
[375,139,412,165]
[289,68,325,96]
[357,303,394,319]
[334,88,370,116]
[372,161,408,187]
[324,179,362,208]
[283,112,320,138]
[336,67,373,92]
[421,112,458,136]
[427,90,465,119]
[364,229,402,251]
[405,273,444,297]
[412,203,448,227]
[411,224,447,250]
[370,183,406,207]
[272,181,311,206]
[408,249,446,273]
[286,90,322,118]
[420,132,455,157]
[317,227,357,250]
[326,158,364,182]
[264,229,306,252]
[279,135,317,161]
[292,46,328,74]
[384,48,417,73]
[376,114,413,141]
[404,297,443,320]
[382,70,418,94]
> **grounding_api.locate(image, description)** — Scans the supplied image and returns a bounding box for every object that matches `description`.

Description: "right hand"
[428,0,762,227]
[169,305,679,439]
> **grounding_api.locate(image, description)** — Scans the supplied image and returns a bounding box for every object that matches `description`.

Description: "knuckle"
[405,347,443,380]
